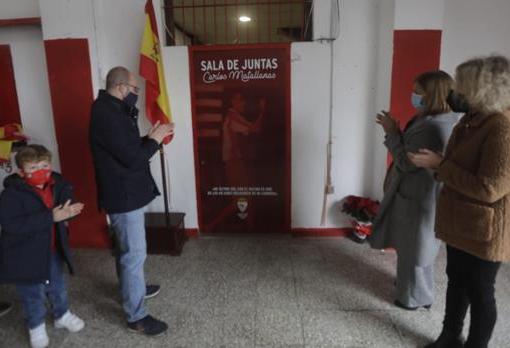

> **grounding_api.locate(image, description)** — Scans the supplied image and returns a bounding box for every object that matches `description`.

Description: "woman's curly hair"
[456,55,510,114]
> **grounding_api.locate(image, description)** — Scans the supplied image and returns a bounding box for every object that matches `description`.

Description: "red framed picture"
[189,44,291,234]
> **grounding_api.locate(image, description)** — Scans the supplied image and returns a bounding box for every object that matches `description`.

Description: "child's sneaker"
[29,323,49,348]
[55,311,85,332]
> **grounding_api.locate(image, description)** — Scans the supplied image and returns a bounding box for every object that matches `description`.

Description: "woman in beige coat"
[409,56,510,348]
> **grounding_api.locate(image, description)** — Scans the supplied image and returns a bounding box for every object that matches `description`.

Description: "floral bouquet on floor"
[341,195,380,243]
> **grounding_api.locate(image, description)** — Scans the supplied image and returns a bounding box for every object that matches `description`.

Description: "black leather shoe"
[424,330,464,348]
[144,284,161,299]
[0,302,13,317]
[127,315,168,337]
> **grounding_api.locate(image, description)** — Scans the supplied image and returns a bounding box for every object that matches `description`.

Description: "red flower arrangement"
[341,195,380,243]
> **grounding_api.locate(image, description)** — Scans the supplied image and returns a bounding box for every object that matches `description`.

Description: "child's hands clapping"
[53,200,84,222]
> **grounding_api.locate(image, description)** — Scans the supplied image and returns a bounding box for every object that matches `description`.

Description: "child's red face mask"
[21,161,52,186]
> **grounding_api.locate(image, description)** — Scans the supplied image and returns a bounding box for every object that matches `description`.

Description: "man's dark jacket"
[89,90,160,214]
[0,173,74,284]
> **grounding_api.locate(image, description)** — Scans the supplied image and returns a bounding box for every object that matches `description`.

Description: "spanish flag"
[0,123,27,163]
[139,0,173,143]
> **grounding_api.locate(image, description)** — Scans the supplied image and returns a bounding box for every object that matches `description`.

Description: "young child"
[0,145,85,348]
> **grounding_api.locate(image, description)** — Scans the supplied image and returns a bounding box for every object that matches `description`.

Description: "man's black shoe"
[127,315,168,337]
[144,285,161,299]
[0,302,13,317]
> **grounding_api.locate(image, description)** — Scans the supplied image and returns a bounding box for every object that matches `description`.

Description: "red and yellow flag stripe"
[139,0,173,143]
[0,123,26,162]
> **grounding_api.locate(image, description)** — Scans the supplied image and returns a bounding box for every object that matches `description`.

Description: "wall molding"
[291,228,350,237]
[0,17,41,27]
[185,228,350,238]
[185,228,200,238]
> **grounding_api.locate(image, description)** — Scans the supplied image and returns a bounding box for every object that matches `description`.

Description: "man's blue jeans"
[16,253,69,329]
[109,206,148,323]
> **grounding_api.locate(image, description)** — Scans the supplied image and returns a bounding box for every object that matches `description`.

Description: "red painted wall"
[0,45,22,125]
[389,30,442,127]
[44,39,109,248]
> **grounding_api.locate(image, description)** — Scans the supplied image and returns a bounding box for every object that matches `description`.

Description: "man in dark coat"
[89,66,173,336]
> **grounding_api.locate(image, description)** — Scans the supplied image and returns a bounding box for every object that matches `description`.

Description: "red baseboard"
[185,228,200,238]
[291,228,351,237]
[185,228,349,238]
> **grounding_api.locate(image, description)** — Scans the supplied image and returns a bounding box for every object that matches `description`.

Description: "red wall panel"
[44,39,109,248]
[389,30,442,127]
[0,45,22,125]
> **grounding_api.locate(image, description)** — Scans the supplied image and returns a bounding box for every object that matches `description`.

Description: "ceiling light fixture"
[239,16,251,23]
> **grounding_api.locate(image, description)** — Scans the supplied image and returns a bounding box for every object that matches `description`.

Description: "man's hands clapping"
[148,121,175,144]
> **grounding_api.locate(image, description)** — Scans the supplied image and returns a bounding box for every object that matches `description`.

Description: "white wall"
[39,0,102,94]
[0,26,60,172]
[0,0,53,187]
[148,0,395,229]
[327,0,392,227]
[290,42,331,227]
[371,0,395,200]
[440,0,510,75]
[147,46,199,229]
[293,0,395,228]
[6,0,510,232]
[0,0,39,20]
[394,0,444,30]
[312,0,333,40]
[32,0,395,230]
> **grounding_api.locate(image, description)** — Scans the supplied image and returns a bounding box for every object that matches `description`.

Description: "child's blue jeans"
[15,253,69,329]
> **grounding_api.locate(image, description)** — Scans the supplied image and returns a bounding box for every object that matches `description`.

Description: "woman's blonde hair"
[415,70,453,115]
[455,55,510,114]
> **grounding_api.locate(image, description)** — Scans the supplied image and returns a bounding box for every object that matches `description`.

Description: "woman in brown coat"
[409,56,510,348]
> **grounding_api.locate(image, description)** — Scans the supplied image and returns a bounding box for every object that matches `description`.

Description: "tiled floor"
[1,235,510,347]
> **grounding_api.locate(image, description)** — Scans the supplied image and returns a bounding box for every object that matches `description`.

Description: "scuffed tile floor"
[1,235,510,347]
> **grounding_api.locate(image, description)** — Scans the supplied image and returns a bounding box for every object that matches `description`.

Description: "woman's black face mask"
[447,90,470,114]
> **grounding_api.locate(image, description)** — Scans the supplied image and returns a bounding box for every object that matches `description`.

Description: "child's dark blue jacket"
[0,173,75,284]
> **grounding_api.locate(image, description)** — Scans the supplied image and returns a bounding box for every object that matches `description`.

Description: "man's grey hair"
[106,66,130,91]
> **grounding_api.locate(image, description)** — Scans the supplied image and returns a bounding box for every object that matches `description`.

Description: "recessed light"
[239,16,251,22]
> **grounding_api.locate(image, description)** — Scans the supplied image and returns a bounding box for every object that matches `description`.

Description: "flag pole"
[140,0,172,228]
[159,145,170,228]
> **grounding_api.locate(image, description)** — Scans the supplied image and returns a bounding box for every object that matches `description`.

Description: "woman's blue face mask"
[411,92,424,109]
